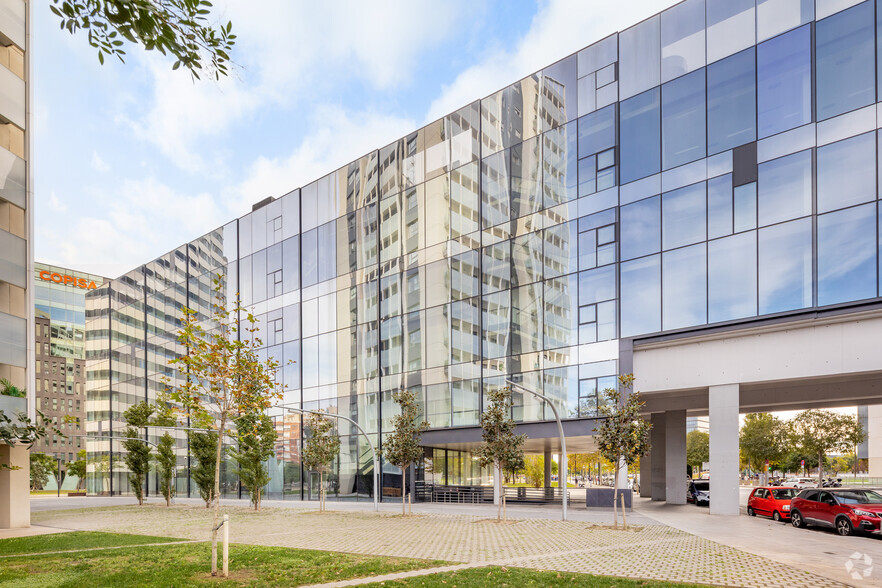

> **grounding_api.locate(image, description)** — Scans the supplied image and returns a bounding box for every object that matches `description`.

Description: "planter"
[585,487,632,509]
[67,491,87,497]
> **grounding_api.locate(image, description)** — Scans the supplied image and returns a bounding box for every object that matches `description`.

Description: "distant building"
[687,417,709,434]
[31,263,105,478]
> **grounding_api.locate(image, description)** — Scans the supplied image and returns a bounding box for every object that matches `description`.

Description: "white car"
[781,477,817,489]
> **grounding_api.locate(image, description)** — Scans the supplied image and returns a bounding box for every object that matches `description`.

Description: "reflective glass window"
[543,121,578,207]
[544,274,579,349]
[301,229,318,288]
[510,137,542,219]
[450,163,480,238]
[451,250,480,300]
[579,265,616,306]
[619,15,660,100]
[578,105,616,157]
[818,204,878,305]
[542,54,578,127]
[511,284,543,355]
[578,34,617,77]
[425,175,450,247]
[482,242,511,294]
[708,231,757,323]
[452,380,480,426]
[482,290,510,359]
[817,132,876,213]
[757,0,813,42]
[708,174,733,238]
[317,221,336,283]
[707,0,755,63]
[758,218,812,315]
[621,255,661,337]
[707,48,756,155]
[878,0,882,101]
[662,69,706,170]
[757,25,811,139]
[816,1,875,121]
[662,182,706,250]
[512,233,543,286]
[661,0,705,83]
[450,298,480,364]
[482,150,510,229]
[663,244,707,330]
[758,150,812,226]
[543,221,578,278]
[734,183,757,232]
[620,88,661,184]
[621,196,661,260]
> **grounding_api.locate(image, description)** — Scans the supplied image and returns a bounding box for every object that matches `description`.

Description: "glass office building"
[86,0,882,501]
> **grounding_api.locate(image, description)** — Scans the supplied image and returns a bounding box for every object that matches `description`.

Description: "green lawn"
[361,566,710,587]
[0,532,446,587]
[0,531,182,556]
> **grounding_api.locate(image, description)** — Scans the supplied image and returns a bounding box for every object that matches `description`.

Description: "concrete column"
[493,463,501,505]
[615,458,628,489]
[0,445,30,528]
[867,405,882,477]
[544,449,552,488]
[650,413,666,501]
[710,384,740,516]
[639,452,651,497]
[665,410,687,505]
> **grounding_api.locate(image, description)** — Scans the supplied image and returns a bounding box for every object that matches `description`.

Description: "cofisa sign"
[38,270,99,290]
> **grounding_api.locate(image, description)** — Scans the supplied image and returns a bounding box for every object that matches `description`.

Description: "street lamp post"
[56,457,62,498]
[277,404,379,512]
[505,379,568,521]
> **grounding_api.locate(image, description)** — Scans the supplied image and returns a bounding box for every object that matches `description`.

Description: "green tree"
[523,455,544,488]
[30,452,56,491]
[164,275,284,576]
[301,411,340,513]
[230,411,276,511]
[686,430,709,475]
[739,413,787,481]
[382,389,429,515]
[189,429,219,508]
[790,409,865,487]
[152,402,178,507]
[66,449,87,491]
[122,401,155,506]
[593,374,651,529]
[478,386,526,522]
[50,0,235,79]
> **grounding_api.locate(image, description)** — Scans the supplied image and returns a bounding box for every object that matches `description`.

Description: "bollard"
[223,514,229,577]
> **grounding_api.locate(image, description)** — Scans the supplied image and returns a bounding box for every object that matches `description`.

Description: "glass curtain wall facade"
[87,0,882,500]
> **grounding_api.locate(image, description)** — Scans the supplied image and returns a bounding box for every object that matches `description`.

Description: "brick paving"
[32,504,851,587]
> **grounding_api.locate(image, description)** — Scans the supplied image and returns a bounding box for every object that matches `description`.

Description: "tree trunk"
[211,412,226,577]
[612,463,619,529]
[496,462,502,522]
[401,465,406,516]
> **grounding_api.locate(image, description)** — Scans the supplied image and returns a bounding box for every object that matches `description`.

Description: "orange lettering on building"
[37,271,99,290]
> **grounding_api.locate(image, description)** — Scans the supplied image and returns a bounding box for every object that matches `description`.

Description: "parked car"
[687,479,710,506]
[747,486,798,521]
[781,477,818,489]
[790,489,882,536]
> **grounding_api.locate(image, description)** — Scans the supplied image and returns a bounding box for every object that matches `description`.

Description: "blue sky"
[33,0,678,278]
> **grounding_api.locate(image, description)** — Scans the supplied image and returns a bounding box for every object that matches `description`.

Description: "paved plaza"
[23,496,868,587]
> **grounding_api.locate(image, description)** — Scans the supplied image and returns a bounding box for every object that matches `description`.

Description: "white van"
[781,477,817,489]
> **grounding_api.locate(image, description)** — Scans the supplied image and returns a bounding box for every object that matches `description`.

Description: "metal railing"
[503,486,570,503]
[414,482,493,503]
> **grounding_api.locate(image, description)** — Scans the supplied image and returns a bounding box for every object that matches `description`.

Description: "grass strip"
[0,535,446,587]
[0,531,185,556]
[359,566,712,587]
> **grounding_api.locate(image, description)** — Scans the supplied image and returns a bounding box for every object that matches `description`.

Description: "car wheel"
[748,507,756,516]
[773,511,781,522]
[836,517,855,537]
[791,511,806,528]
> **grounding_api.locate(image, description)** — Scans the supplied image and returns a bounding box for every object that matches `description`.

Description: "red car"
[747,486,797,521]
[790,489,882,536]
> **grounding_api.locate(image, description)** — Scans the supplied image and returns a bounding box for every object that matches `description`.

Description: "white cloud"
[91,152,110,173]
[48,191,67,213]
[39,177,225,278]
[227,104,415,216]
[426,0,679,122]
[123,0,466,175]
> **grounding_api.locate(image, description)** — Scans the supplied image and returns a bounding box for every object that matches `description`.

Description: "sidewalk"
[26,496,853,587]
